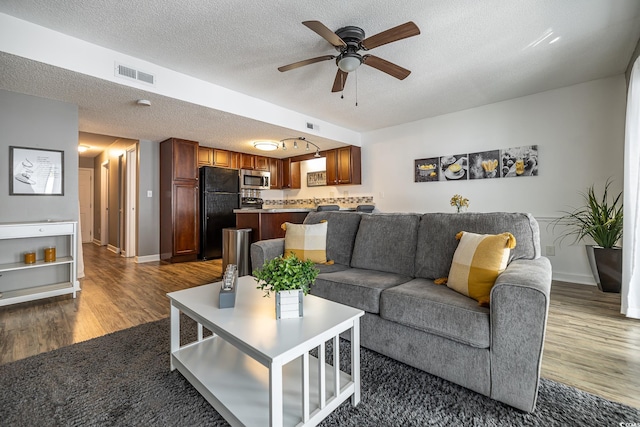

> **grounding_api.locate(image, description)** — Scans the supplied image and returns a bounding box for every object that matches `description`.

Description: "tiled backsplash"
[264,196,374,206]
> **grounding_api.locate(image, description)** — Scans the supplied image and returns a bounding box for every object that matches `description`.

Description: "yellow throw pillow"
[446,231,516,307]
[282,221,328,264]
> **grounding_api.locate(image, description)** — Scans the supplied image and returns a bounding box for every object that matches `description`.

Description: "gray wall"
[137,140,160,256]
[0,90,78,222]
[79,157,94,169]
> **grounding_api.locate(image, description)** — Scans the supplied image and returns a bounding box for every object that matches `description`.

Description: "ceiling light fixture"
[337,53,363,73]
[253,140,279,151]
[78,145,90,153]
[280,137,322,157]
[136,99,151,106]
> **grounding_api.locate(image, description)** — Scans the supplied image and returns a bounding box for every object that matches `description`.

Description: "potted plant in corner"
[552,179,623,292]
[253,253,319,319]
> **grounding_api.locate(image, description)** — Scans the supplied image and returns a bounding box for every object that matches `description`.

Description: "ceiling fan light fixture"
[253,140,279,151]
[337,53,362,73]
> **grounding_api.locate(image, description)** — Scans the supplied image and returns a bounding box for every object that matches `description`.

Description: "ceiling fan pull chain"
[355,70,358,107]
[341,72,345,99]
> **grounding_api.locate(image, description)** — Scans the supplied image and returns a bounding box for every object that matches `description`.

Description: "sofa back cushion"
[351,214,421,276]
[303,211,362,265]
[415,212,541,280]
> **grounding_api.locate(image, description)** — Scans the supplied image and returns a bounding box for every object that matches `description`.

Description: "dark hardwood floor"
[0,243,638,409]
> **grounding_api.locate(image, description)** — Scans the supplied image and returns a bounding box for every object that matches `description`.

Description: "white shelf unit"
[0,221,80,306]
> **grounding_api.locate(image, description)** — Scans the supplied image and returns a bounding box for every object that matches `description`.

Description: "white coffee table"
[167,276,364,427]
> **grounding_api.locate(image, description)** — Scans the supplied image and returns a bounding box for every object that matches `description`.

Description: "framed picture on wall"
[9,146,64,195]
[307,171,326,187]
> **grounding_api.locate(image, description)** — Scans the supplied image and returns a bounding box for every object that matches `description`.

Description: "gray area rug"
[1,318,637,426]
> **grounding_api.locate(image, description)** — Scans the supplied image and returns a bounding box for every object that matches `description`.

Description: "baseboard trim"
[552,271,596,286]
[92,239,102,246]
[107,244,120,254]
[135,254,160,263]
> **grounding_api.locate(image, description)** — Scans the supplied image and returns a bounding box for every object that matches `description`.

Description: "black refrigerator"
[199,166,240,260]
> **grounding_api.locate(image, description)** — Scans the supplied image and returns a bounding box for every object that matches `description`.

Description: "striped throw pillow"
[282,221,328,264]
[446,231,516,307]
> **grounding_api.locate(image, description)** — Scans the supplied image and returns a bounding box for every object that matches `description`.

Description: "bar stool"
[356,205,375,213]
[316,205,340,212]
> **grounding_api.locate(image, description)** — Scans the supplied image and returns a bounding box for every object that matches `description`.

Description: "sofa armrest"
[490,257,552,412]
[250,238,285,273]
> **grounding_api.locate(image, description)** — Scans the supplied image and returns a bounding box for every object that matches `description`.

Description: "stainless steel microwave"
[240,169,270,190]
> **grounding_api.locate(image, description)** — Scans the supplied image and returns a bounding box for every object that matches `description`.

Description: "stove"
[240,197,263,209]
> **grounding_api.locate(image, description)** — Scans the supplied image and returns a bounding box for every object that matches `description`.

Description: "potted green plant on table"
[552,179,623,292]
[253,253,319,319]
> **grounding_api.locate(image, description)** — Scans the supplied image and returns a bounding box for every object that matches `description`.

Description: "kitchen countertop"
[234,206,359,213]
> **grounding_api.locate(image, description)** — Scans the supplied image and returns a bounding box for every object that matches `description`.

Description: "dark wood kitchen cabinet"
[240,153,255,170]
[198,146,213,166]
[160,138,199,263]
[326,146,361,185]
[281,158,301,189]
[213,149,232,167]
[269,158,283,189]
[254,155,269,171]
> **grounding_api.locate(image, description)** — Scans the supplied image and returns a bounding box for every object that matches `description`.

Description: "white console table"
[0,221,80,306]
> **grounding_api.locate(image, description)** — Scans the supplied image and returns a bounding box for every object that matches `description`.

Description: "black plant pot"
[591,246,622,293]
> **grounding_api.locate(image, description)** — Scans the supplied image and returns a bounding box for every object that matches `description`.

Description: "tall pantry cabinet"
[160,138,200,263]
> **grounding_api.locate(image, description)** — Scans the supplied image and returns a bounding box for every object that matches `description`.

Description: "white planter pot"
[275,290,303,319]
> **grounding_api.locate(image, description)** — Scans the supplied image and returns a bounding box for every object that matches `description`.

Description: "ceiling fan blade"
[331,69,348,92]
[363,55,411,80]
[278,55,335,72]
[361,21,420,50]
[302,20,347,48]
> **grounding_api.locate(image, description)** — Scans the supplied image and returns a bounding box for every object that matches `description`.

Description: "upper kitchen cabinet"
[326,146,361,185]
[198,146,213,167]
[269,158,283,189]
[254,156,269,171]
[213,149,232,168]
[282,158,301,189]
[240,153,255,170]
[230,151,240,169]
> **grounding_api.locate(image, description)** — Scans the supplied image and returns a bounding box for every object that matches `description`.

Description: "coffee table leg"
[351,317,361,405]
[170,303,180,371]
[269,360,283,426]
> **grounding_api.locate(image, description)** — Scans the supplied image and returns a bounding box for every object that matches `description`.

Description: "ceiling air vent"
[115,63,155,86]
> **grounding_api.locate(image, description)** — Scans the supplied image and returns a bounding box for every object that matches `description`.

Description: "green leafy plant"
[552,179,623,248]
[253,253,319,297]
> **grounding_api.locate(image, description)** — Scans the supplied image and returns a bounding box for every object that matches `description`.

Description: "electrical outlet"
[379,191,385,199]
[147,190,152,198]
[330,191,335,198]
[545,246,555,256]
[343,190,349,197]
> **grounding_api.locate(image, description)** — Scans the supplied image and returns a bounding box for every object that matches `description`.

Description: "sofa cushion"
[350,214,420,277]
[446,231,516,307]
[380,278,491,348]
[304,211,362,266]
[415,212,540,280]
[283,221,327,263]
[311,268,412,313]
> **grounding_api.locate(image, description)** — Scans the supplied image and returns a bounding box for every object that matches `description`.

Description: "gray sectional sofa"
[251,211,552,412]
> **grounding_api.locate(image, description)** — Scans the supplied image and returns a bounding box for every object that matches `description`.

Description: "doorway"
[78,168,94,243]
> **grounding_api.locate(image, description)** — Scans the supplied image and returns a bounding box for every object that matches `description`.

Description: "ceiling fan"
[278,20,420,93]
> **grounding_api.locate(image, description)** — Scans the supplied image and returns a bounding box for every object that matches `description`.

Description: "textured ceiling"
[1,0,640,153]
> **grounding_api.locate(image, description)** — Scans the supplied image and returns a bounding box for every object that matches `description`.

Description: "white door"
[101,161,109,246]
[125,145,137,258]
[78,168,94,243]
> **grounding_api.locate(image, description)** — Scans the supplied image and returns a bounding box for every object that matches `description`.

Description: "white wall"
[361,76,627,285]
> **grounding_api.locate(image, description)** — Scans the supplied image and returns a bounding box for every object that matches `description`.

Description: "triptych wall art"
[415,145,538,183]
